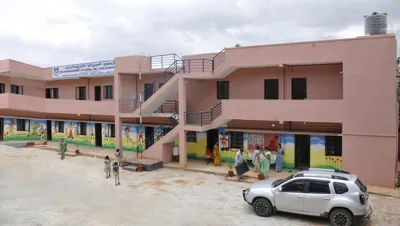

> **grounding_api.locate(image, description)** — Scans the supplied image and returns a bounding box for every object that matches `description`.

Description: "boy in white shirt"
[172,143,179,163]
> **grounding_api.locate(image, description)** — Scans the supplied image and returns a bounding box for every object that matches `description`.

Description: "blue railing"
[150,54,182,69]
[184,102,222,126]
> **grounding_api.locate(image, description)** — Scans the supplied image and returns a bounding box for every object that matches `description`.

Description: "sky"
[0,0,399,67]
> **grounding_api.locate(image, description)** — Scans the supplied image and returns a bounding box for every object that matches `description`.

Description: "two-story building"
[0,34,398,188]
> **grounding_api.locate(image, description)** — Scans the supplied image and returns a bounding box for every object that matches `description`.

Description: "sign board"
[52,60,115,79]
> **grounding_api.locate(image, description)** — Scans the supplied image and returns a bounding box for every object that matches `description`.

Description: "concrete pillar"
[115,116,123,152]
[113,63,123,158]
[178,76,187,168]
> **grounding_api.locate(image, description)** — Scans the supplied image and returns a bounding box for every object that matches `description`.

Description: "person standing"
[260,147,271,177]
[172,143,179,163]
[213,142,221,166]
[112,162,120,186]
[60,138,67,160]
[104,156,111,178]
[275,143,284,172]
[205,146,212,165]
[252,146,260,172]
[115,149,121,166]
[235,148,249,181]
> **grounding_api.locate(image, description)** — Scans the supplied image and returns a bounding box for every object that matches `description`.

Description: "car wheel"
[329,208,354,226]
[253,198,273,217]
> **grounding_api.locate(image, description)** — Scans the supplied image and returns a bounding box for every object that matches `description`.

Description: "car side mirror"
[278,187,282,192]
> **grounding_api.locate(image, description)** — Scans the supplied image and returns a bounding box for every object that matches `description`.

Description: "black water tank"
[364,12,387,35]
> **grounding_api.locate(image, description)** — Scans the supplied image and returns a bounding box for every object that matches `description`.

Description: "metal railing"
[150,54,182,69]
[213,49,225,72]
[154,100,179,114]
[136,113,179,154]
[182,58,213,73]
[184,102,222,126]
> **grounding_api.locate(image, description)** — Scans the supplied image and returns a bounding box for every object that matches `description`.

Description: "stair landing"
[125,157,163,171]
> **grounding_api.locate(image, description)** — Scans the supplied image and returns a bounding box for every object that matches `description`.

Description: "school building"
[0,34,398,188]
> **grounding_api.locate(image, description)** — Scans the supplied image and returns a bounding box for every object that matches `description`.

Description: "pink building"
[0,34,398,188]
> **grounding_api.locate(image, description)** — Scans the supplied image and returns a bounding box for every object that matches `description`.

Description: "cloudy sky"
[0,0,398,67]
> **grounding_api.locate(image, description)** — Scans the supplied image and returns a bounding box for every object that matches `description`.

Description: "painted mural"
[310,135,342,170]
[186,132,207,159]
[122,125,146,153]
[102,124,116,149]
[52,121,95,146]
[280,134,295,169]
[3,118,46,141]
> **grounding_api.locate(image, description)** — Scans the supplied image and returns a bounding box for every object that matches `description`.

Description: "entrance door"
[144,83,154,101]
[207,129,219,149]
[145,126,154,149]
[95,86,101,101]
[295,135,310,169]
[95,123,102,147]
[46,120,52,141]
[0,118,3,140]
[264,79,279,99]
[292,78,307,100]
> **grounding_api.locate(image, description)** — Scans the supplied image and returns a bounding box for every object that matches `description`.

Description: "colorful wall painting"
[121,125,146,153]
[52,121,95,146]
[280,134,295,169]
[310,135,342,170]
[102,123,116,149]
[3,118,46,141]
[218,128,236,162]
[186,132,207,159]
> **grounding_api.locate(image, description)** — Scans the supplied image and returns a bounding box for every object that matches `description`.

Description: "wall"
[121,124,146,152]
[0,76,45,97]
[310,135,343,170]
[185,65,343,112]
[51,121,95,146]
[3,118,46,141]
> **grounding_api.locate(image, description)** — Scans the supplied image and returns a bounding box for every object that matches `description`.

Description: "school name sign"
[52,60,115,79]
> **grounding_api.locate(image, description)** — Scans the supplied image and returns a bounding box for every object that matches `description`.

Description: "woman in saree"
[213,143,221,166]
[275,143,284,172]
[259,147,271,177]
[60,138,67,160]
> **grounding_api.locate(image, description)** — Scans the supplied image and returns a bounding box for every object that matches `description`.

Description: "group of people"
[234,143,284,181]
[205,143,222,166]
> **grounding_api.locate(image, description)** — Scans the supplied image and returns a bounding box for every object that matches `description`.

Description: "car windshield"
[272,174,294,187]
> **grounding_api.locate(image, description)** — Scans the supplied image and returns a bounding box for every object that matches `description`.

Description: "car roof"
[295,168,357,182]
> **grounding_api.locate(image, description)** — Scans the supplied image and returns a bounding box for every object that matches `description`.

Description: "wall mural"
[101,123,116,149]
[122,125,145,153]
[186,132,207,159]
[3,118,46,141]
[52,121,95,146]
[310,135,342,170]
[280,134,295,169]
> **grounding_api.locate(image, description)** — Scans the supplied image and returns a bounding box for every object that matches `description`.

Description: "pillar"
[178,76,187,167]
[113,62,123,158]
[115,116,123,153]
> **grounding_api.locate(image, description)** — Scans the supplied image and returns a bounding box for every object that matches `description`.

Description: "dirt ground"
[0,146,399,226]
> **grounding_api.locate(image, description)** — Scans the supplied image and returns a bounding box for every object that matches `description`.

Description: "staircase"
[119,49,227,115]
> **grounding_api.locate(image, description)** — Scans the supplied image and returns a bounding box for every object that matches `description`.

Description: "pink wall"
[186,65,343,112]
[0,75,45,97]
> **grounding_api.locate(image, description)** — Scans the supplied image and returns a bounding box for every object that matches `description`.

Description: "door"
[95,86,101,101]
[295,135,310,169]
[95,123,102,147]
[46,120,52,141]
[275,179,307,213]
[0,118,3,140]
[207,129,219,149]
[303,180,333,215]
[264,79,279,99]
[145,126,154,149]
[292,78,307,100]
[144,83,154,101]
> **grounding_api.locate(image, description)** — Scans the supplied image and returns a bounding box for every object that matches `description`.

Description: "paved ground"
[0,146,399,226]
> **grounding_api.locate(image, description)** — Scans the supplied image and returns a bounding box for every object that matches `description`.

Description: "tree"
[235,43,241,47]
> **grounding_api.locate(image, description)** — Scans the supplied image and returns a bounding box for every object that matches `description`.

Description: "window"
[79,122,87,135]
[105,124,115,138]
[325,136,342,156]
[56,121,64,133]
[248,133,263,149]
[355,178,367,193]
[46,88,59,99]
[0,83,5,93]
[333,182,349,194]
[10,84,23,95]
[103,85,113,99]
[75,87,86,100]
[309,180,331,194]
[281,179,307,193]
[230,132,243,149]
[16,119,29,131]
[217,81,229,99]
[186,131,197,142]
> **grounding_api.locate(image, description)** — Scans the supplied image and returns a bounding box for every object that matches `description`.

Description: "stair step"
[123,166,137,172]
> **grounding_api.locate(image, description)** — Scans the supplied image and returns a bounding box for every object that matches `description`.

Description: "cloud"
[0,0,398,67]
[311,144,325,152]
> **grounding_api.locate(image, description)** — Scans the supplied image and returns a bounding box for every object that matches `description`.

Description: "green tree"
[235,43,241,47]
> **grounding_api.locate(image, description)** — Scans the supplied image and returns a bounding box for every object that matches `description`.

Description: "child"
[104,156,111,178]
[115,149,121,166]
[112,162,120,186]
[205,146,212,165]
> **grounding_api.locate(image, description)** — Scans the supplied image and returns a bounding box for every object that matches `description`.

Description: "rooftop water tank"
[364,12,387,35]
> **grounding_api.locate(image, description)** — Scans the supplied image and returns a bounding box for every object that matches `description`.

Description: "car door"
[303,180,333,216]
[275,179,307,213]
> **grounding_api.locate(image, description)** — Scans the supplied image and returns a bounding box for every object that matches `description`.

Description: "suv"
[242,168,372,226]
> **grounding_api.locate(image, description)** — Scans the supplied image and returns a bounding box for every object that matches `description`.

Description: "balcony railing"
[150,54,182,69]
[213,49,225,72]
[154,100,179,114]
[184,102,222,126]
